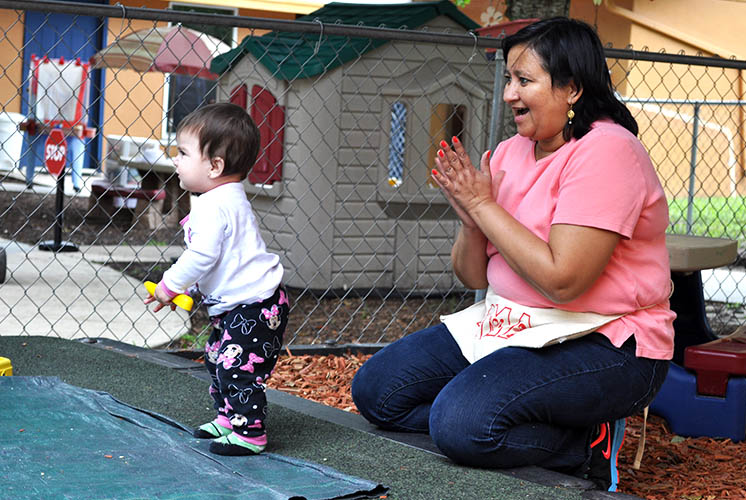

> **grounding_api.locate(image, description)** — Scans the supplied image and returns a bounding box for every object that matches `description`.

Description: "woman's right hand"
[432,147,494,229]
[432,143,497,289]
[431,162,478,228]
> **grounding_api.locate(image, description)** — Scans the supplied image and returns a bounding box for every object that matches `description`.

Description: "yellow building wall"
[101,14,168,142]
[570,0,746,198]
[0,9,26,114]
[102,0,299,147]
[0,1,303,160]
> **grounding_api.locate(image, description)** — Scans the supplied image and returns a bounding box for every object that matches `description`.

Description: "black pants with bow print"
[203,286,289,438]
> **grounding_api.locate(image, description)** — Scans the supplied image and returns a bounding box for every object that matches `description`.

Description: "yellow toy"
[0,357,12,376]
[144,281,194,311]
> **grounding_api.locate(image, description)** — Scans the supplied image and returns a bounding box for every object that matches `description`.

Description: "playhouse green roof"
[210,1,479,80]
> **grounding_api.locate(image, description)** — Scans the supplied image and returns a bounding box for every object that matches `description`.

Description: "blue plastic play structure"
[649,272,746,442]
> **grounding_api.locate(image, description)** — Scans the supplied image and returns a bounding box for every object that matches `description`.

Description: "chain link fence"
[1,1,744,350]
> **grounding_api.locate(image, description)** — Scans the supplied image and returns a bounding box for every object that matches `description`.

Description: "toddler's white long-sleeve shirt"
[162,182,283,316]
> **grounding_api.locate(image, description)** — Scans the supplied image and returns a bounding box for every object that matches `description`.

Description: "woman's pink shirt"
[486,120,676,360]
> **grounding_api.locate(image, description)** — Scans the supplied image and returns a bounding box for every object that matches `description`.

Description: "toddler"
[145,103,288,456]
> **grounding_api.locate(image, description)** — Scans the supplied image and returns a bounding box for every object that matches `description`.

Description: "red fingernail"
[431,169,438,176]
[438,150,445,158]
[452,136,459,144]
[440,140,448,148]
[487,150,491,159]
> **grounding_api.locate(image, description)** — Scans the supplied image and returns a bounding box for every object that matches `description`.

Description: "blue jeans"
[351,324,669,471]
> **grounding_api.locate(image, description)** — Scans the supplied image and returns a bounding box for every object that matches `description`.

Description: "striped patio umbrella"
[91,25,229,79]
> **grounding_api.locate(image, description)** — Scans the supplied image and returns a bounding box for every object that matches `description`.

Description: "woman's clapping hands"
[432,137,502,228]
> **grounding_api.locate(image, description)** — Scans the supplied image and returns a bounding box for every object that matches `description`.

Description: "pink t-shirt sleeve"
[552,131,646,239]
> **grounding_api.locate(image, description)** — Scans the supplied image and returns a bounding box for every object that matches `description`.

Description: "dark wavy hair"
[502,17,637,140]
[177,102,260,180]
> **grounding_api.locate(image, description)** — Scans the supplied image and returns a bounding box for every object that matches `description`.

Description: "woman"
[351,17,674,492]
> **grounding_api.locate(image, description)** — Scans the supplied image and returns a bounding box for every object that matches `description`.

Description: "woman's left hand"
[433,137,498,220]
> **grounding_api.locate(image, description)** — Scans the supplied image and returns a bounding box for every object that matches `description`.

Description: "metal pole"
[53,171,64,248]
[39,168,78,252]
[475,52,505,304]
[2,0,502,49]
[487,51,506,157]
[8,1,746,69]
[686,103,701,234]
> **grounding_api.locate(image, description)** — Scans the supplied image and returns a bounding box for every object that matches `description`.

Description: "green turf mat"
[0,376,386,500]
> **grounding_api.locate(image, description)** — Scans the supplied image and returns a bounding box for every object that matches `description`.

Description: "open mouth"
[514,107,529,116]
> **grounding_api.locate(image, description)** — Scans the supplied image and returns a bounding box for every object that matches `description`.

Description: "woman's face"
[504,44,578,157]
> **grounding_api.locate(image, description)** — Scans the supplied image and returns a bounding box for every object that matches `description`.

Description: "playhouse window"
[427,103,466,186]
[387,101,407,188]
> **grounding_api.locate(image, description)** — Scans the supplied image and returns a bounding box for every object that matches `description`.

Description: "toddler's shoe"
[209,432,267,456]
[193,418,232,439]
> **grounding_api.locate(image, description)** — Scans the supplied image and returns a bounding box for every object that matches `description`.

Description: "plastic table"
[665,234,738,364]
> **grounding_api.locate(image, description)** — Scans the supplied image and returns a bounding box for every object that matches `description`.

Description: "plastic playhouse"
[651,326,746,442]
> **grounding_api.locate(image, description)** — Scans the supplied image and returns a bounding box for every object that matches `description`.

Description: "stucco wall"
[570,0,746,198]
[0,9,25,114]
[100,0,296,147]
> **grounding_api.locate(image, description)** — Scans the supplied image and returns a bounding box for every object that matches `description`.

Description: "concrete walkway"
[1,164,193,347]
[0,239,189,347]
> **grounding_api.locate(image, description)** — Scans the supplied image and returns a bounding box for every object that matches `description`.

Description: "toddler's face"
[173,131,213,193]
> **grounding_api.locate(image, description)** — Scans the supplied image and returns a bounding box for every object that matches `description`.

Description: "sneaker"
[209,432,266,456]
[193,419,232,439]
[587,418,626,491]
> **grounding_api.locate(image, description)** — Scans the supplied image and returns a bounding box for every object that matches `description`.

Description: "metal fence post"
[474,52,506,305]
[487,51,506,158]
[686,102,701,234]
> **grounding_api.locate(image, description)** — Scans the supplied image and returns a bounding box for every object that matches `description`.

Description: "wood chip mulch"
[266,351,746,500]
[267,350,367,413]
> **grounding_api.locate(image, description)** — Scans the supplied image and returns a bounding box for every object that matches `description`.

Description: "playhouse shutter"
[249,85,284,185]
[229,84,248,109]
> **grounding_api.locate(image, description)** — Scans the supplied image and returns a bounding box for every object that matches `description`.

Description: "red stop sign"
[44,129,67,177]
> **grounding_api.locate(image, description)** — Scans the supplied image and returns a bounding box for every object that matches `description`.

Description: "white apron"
[441,287,625,364]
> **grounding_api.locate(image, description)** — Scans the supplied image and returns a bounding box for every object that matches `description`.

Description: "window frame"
[386,100,408,188]
[377,66,490,217]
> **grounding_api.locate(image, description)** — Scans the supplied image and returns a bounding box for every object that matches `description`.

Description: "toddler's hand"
[144,281,177,312]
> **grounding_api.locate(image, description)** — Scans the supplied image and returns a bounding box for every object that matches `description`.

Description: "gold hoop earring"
[567,108,575,125]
